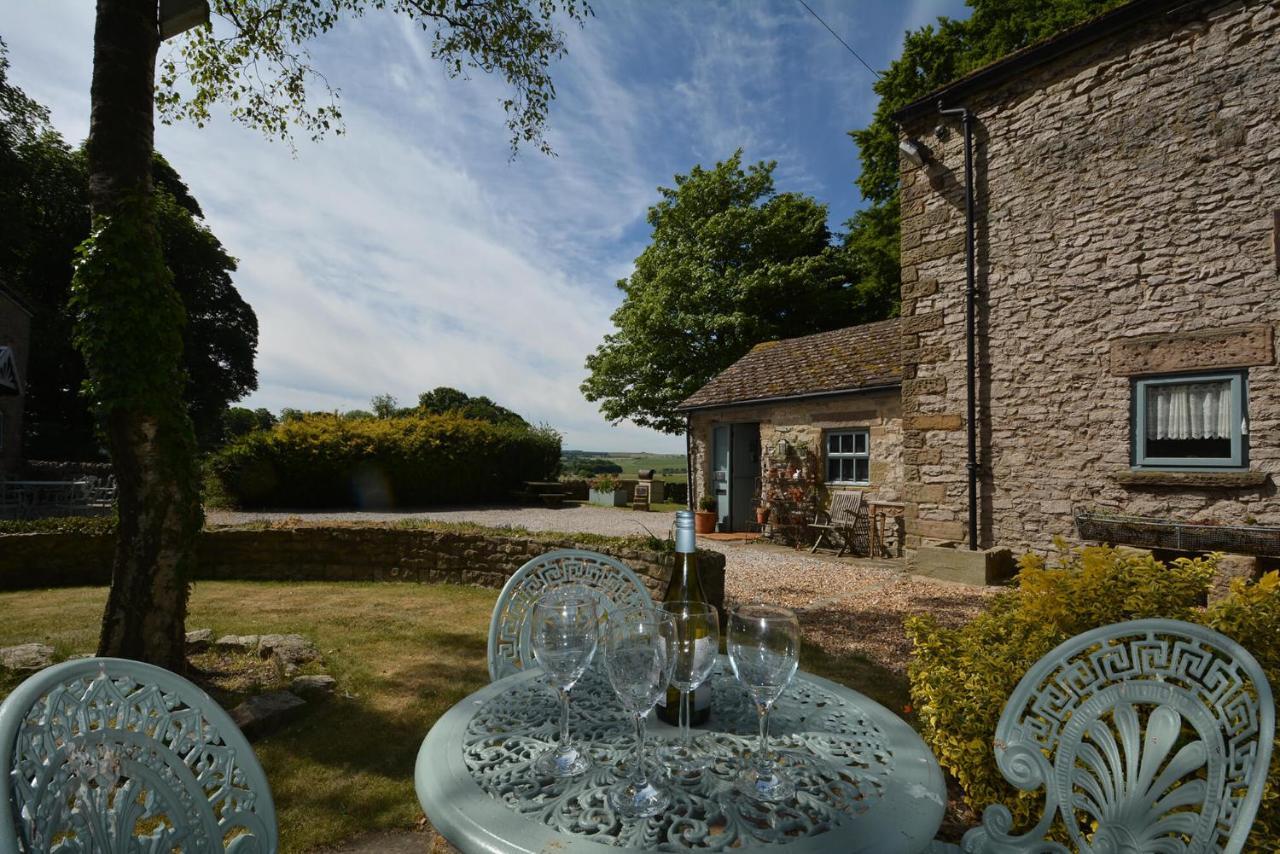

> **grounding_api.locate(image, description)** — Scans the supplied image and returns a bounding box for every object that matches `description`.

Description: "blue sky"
[4,0,967,452]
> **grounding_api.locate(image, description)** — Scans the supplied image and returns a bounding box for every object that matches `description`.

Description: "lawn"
[0,580,911,852]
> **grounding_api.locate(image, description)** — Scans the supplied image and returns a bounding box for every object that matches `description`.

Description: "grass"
[0,581,912,852]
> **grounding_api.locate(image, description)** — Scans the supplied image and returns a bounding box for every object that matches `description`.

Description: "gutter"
[675,382,902,414]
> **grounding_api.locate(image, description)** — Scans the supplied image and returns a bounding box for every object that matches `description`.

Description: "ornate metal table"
[414,660,946,853]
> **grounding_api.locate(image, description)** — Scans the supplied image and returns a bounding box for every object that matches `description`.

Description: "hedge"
[906,542,1279,850]
[208,413,561,508]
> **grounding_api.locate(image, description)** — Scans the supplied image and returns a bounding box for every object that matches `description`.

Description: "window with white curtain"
[1133,372,1246,468]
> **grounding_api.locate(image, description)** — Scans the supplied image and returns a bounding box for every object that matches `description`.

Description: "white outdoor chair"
[487,549,654,681]
[1,658,278,853]
[930,618,1273,853]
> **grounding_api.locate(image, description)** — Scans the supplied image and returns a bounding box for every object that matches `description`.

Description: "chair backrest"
[828,490,864,524]
[963,619,1274,854]
[487,549,654,682]
[0,658,278,854]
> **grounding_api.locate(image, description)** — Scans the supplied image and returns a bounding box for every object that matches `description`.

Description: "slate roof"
[677,318,901,411]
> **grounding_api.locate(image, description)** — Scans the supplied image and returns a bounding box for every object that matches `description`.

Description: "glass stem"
[632,713,648,784]
[757,703,771,769]
[558,687,571,748]
[680,689,691,747]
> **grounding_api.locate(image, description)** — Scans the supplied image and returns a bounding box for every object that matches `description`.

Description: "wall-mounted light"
[899,138,930,168]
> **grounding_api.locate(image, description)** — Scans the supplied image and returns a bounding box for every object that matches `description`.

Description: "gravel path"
[207,504,997,675]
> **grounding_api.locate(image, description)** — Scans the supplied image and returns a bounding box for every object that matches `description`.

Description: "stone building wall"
[0,526,727,618]
[0,290,32,476]
[688,388,903,510]
[897,1,1280,560]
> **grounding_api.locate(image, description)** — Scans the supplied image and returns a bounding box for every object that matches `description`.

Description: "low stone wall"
[0,527,726,616]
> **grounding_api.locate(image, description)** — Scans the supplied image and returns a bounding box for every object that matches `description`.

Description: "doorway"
[711,422,760,532]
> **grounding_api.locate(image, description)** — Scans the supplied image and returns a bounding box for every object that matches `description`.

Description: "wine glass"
[728,603,800,802]
[603,609,676,818]
[529,591,599,777]
[656,601,719,772]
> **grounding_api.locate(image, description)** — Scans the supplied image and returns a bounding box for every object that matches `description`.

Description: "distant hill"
[561,450,687,480]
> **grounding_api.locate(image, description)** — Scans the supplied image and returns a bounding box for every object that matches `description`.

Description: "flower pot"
[589,488,628,507]
[756,507,769,525]
[694,510,716,534]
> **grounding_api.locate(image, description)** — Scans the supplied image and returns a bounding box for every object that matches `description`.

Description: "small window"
[1133,372,1246,468]
[825,429,870,485]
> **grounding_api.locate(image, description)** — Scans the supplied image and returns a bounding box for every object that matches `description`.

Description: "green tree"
[370,393,400,419]
[221,405,277,439]
[416,386,528,426]
[0,48,257,459]
[844,0,1127,300]
[78,0,590,667]
[582,151,876,434]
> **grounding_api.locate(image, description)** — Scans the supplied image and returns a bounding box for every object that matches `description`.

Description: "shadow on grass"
[800,640,912,717]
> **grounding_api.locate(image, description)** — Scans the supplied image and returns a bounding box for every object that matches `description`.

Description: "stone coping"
[1113,470,1270,489]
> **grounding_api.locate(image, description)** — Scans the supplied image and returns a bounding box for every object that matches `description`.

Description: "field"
[562,450,687,479]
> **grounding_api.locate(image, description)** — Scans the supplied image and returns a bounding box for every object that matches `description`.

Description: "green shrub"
[906,543,1278,850]
[209,413,561,508]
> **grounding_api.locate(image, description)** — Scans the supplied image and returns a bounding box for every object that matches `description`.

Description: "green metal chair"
[1,658,278,853]
[932,619,1273,853]
[487,549,654,681]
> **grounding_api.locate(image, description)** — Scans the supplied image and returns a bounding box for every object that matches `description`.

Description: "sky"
[3,0,967,453]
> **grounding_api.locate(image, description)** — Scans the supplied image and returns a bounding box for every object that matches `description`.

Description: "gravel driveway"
[206,504,996,675]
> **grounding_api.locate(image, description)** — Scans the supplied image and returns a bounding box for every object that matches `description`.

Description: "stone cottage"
[677,318,902,532]
[893,0,1280,571]
[0,286,33,477]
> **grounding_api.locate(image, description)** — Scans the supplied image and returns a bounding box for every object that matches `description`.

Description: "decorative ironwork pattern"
[462,664,893,849]
[0,659,277,853]
[962,619,1274,854]
[487,549,655,681]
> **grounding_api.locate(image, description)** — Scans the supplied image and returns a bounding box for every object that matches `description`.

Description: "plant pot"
[588,488,628,507]
[694,510,716,534]
[756,508,769,525]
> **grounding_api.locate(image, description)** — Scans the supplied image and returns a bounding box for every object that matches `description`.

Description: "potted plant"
[588,474,628,507]
[695,494,718,534]
[756,502,770,526]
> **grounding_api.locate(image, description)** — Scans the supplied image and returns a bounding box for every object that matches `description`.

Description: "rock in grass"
[258,634,320,677]
[229,691,307,739]
[185,629,214,651]
[215,634,260,652]
[290,674,337,700]
[0,644,54,672]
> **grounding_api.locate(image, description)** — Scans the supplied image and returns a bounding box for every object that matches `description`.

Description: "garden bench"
[930,618,1273,853]
[0,657,278,853]
[538,492,567,507]
[486,548,653,681]
[807,490,866,556]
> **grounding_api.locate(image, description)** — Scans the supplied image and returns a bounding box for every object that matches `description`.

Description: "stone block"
[258,634,320,677]
[905,413,964,431]
[0,643,54,672]
[1209,554,1259,603]
[1109,323,1274,375]
[229,691,307,740]
[901,311,944,334]
[291,674,337,700]
[913,546,1018,587]
[215,634,260,653]
[185,629,214,651]
[909,519,967,541]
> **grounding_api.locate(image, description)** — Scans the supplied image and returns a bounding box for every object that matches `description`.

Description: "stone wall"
[689,390,903,534]
[0,527,727,617]
[897,1,1280,561]
[0,290,31,477]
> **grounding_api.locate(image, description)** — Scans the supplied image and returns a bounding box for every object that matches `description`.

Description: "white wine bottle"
[656,510,712,726]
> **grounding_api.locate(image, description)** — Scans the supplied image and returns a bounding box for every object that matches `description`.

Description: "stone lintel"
[1114,470,1270,488]
[1109,324,1274,376]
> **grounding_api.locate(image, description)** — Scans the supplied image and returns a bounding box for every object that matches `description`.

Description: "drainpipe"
[685,414,694,511]
[938,101,978,551]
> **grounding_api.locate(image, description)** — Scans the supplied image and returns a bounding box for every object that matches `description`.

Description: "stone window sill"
[1114,470,1269,488]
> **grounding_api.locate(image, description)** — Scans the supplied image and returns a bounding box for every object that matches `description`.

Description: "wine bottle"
[656,510,713,726]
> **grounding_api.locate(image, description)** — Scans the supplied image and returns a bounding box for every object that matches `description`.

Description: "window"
[825,429,870,485]
[1133,372,1246,468]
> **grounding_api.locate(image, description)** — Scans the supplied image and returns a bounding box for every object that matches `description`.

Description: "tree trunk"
[82,0,202,670]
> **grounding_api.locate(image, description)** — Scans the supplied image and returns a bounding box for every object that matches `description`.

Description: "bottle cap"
[675,510,696,552]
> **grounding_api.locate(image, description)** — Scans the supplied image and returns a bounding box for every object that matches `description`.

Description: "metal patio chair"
[487,549,654,681]
[0,658,278,854]
[930,618,1274,853]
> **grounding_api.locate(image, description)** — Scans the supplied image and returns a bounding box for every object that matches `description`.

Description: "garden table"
[415,659,946,853]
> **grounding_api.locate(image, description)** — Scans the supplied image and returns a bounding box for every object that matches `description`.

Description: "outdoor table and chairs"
[415,547,947,853]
